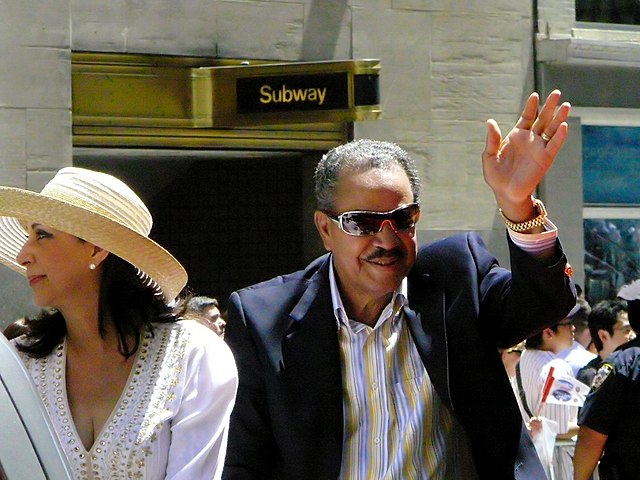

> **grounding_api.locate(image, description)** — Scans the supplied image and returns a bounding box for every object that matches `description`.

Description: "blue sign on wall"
[583,125,640,205]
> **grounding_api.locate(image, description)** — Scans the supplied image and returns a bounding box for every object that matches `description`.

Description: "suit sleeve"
[222,291,278,479]
[475,233,575,347]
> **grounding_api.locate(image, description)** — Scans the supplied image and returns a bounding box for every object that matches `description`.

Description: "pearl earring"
[89,263,96,271]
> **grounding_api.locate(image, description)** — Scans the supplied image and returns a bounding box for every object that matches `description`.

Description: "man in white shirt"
[518,319,579,479]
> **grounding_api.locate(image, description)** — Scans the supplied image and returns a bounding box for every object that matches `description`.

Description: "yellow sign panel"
[72,53,380,149]
[73,54,380,128]
[202,60,380,127]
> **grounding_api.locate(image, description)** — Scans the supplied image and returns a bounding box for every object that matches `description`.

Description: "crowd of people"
[573,281,640,479]
[503,285,638,480]
[0,88,634,480]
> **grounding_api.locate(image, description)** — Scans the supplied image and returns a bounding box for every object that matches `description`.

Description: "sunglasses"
[324,203,420,237]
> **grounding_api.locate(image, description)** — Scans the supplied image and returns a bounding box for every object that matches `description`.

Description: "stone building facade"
[3,0,637,324]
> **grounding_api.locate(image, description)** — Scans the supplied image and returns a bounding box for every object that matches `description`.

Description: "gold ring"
[541,132,552,142]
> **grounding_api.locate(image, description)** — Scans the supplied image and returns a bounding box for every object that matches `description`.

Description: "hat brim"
[0,187,187,301]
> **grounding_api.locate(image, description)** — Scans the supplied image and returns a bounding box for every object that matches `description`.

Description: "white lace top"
[13,320,238,480]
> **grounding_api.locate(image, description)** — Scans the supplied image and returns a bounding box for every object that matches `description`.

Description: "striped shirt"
[518,350,577,433]
[518,349,578,480]
[329,262,477,480]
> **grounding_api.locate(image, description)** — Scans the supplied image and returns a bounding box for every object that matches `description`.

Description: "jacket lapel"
[406,274,453,409]
[280,260,344,455]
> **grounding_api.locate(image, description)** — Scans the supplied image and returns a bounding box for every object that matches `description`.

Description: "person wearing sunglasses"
[223,90,576,480]
[517,318,584,479]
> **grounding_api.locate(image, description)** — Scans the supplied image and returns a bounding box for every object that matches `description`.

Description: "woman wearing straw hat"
[0,167,238,479]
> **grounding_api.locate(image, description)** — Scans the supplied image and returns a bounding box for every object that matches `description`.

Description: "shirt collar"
[328,255,408,330]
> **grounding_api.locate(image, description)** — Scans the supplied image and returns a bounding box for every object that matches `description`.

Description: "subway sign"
[205,59,381,126]
[237,73,349,113]
[71,55,381,132]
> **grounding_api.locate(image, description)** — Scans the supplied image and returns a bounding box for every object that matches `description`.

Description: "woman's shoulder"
[154,320,233,358]
[171,320,237,383]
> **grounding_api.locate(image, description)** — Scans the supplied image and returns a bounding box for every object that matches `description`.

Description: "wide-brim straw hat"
[0,167,187,301]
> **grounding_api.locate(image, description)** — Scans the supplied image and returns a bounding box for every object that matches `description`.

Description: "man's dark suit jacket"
[223,233,576,480]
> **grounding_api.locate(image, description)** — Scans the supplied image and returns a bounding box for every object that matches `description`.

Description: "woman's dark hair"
[16,254,189,359]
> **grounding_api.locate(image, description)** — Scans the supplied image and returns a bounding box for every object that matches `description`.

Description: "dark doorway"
[576,0,640,24]
[74,149,324,310]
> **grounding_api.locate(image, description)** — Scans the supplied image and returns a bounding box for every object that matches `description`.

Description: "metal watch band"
[499,198,548,233]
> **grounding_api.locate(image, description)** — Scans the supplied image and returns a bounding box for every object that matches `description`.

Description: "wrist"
[499,198,548,233]
[496,195,538,223]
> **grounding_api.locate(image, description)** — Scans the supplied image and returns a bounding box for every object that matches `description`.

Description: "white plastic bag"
[531,417,559,480]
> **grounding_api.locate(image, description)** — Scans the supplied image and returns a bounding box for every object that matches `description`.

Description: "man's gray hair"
[314,139,422,211]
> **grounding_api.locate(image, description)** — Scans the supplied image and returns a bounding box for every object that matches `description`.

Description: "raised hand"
[482,90,571,222]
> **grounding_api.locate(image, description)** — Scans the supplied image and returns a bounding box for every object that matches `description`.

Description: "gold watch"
[499,198,547,232]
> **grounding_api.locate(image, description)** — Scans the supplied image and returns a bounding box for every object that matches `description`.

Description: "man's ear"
[314,210,333,252]
[598,329,610,345]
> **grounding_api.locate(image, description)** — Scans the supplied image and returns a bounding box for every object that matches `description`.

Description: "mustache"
[364,247,405,262]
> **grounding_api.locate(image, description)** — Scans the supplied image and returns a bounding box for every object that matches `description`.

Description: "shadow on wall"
[302,1,349,60]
